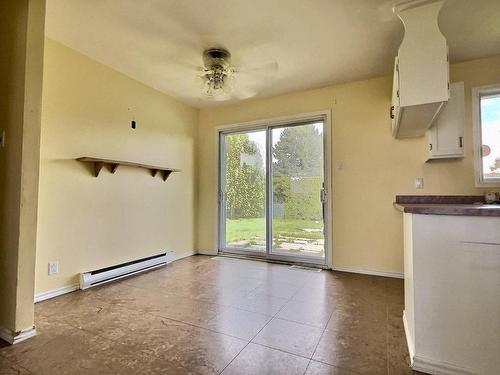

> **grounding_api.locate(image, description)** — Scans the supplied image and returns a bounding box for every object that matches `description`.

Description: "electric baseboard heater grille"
[80,253,168,290]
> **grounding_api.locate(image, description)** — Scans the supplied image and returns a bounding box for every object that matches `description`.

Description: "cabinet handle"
[429,144,433,151]
[459,136,463,148]
[390,106,395,119]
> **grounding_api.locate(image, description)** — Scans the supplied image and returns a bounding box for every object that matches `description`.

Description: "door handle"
[218,191,225,202]
[320,188,327,234]
[320,188,327,203]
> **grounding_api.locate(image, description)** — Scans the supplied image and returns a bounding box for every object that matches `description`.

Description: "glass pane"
[224,130,266,252]
[480,94,500,182]
[271,122,325,258]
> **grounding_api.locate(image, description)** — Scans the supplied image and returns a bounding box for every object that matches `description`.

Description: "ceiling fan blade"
[232,91,256,100]
[230,84,258,100]
[158,73,203,98]
[237,61,279,75]
[151,54,202,72]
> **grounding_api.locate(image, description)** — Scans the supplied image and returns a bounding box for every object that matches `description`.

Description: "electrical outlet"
[415,177,424,189]
[48,261,59,275]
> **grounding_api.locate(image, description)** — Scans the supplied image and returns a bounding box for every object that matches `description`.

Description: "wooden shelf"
[76,157,180,181]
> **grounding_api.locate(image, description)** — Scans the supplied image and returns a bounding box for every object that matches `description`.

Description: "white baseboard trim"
[34,284,80,303]
[412,355,480,375]
[34,252,196,303]
[168,251,197,263]
[196,249,218,256]
[0,326,37,345]
[331,265,404,279]
[200,254,404,279]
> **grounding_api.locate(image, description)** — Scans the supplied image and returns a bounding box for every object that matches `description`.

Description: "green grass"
[226,218,323,243]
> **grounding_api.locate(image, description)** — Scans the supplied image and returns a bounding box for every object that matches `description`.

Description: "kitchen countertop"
[394,195,500,217]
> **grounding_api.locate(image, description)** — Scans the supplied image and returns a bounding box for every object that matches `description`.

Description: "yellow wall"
[35,40,500,293]
[36,39,198,294]
[0,0,45,335]
[198,55,500,274]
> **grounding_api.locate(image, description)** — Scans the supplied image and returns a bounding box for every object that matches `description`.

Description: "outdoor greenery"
[225,133,265,219]
[226,218,324,244]
[273,125,323,177]
[273,176,322,220]
[225,124,324,248]
[272,125,324,220]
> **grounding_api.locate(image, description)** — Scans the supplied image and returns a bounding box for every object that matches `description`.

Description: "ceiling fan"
[119,14,278,101]
[195,47,278,101]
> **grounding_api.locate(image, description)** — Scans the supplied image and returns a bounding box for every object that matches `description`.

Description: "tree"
[272,125,323,220]
[225,134,265,219]
[272,125,323,177]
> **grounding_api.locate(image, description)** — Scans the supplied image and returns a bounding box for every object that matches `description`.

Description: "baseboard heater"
[80,253,168,290]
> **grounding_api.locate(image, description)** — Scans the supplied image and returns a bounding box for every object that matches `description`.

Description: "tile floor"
[0,255,426,374]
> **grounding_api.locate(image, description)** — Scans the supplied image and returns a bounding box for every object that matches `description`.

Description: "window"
[473,85,500,186]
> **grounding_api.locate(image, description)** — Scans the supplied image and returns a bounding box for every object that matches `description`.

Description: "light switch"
[415,177,424,189]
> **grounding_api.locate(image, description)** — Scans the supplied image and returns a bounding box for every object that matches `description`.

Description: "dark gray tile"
[2,256,421,375]
[222,343,309,375]
[305,360,356,374]
[0,356,32,374]
[313,328,387,375]
[253,318,323,358]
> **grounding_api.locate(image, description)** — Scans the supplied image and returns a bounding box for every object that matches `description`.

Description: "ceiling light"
[200,48,235,99]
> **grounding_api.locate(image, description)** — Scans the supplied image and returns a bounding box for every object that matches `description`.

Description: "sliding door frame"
[216,110,333,268]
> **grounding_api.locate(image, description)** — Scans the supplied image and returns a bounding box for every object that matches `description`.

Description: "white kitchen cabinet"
[391,0,449,138]
[402,213,500,375]
[390,57,401,132]
[426,82,465,160]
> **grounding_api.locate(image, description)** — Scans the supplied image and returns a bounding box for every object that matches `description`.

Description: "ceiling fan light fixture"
[200,48,236,99]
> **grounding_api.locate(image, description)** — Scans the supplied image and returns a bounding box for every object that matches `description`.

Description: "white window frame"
[472,84,500,187]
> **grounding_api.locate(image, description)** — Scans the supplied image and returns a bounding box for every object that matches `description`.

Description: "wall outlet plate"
[415,177,424,189]
[48,261,59,275]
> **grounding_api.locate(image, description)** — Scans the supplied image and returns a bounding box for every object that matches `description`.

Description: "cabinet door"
[427,81,465,160]
[391,57,401,136]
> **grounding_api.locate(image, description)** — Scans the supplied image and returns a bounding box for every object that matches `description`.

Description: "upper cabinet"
[391,0,450,138]
[426,82,465,161]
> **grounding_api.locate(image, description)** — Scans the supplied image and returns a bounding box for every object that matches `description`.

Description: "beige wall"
[0,0,45,335]
[35,39,198,294]
[197,55,500,274]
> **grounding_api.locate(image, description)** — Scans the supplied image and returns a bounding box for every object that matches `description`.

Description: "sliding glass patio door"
[219,117,328,265]
[220,129,267,253]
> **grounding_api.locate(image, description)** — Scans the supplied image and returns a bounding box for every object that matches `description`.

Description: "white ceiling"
[45,0,500,108]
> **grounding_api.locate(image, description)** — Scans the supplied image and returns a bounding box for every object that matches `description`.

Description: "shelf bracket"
[161,170,172,181]
[151,169,159,177]
[94,162,104,177]
[110,163,119,174]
